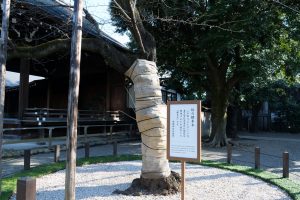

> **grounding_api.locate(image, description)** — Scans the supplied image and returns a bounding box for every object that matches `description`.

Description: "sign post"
[167,100,201,200]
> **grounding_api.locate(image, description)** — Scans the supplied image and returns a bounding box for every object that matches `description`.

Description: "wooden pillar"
[65,0,83,199]
[46,79,51,109]
[18,59,30,119]
[113,141,118,156]
[16,177,36,200]
[24,150,31,170]
[283,151,289,178]
[227,144,232,164]
[255,147,260,169]
[106,67,111,111]
[54,145,60,162]
[85,142,90,158]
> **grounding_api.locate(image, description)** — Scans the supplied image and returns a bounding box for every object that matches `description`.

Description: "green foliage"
[131,1,298,104]
[239,78,300,132]
[110,0,300,144]
[110,0,300,99]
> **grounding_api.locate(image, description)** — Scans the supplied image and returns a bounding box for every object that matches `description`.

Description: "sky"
[83,0,130,44]
[7,0,129,86]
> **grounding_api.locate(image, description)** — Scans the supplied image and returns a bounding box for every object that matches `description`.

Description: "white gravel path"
[11,161,291,200]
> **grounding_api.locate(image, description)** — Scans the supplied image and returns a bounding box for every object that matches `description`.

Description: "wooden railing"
[3,123,139,148]
[21,108,134,126]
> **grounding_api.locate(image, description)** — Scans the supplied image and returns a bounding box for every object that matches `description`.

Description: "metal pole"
[65,0,83,199]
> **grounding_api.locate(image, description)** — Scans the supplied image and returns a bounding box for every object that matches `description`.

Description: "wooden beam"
[18,59,30,119]
[65,0,83,199]
[8,38,136,74]
[0,0,11,195]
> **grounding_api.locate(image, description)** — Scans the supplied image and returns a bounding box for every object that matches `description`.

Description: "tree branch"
[270,0,300,14]
[113,0,156,61]
[207,53,221,84]
[112,0,131,21]
[128,0,146,55]
[155,17,245,33]
[219,51,233,75]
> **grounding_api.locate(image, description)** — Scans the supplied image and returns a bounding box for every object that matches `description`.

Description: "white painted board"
[169,103,199,160]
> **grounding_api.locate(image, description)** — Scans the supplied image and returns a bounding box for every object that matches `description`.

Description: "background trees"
[112,0,300,146]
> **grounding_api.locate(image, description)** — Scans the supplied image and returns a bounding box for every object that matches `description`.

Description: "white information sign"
[167,100,201,162]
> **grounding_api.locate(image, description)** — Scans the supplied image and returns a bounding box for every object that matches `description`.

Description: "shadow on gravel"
[76,163,141,173]
[36,183,129,199]
[187,171,242,182]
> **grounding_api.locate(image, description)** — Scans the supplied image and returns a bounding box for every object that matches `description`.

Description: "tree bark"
[209,91,229,147]
[0,0,11,195]
[206,54,229,147]
[65,0,83,199]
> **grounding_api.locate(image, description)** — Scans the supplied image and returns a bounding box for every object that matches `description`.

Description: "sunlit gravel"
[10,161,291,200]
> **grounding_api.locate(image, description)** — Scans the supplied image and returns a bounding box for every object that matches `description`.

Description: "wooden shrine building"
[4,0,136,132]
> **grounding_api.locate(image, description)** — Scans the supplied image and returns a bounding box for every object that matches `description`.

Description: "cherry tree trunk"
[119,59,180,195]
[125,59,170,178]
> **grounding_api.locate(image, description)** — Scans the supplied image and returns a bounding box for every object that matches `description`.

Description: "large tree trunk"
[115,59,180,195]
[206,54,230,147]
[125,59,170,179]
[209,92,228,147]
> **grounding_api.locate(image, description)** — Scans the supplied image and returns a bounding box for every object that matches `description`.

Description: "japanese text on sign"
[169,103,199,160]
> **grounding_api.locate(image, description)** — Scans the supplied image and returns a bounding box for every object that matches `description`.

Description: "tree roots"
[208,137,228,147]
[113,171,181,196]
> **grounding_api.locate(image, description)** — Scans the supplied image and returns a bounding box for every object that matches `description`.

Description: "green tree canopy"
[111,0,300,146]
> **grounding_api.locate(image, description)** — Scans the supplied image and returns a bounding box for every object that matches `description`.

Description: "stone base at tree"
[113,171,181,196]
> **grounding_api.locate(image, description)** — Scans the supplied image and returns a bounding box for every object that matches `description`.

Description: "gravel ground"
[11,161,291,200]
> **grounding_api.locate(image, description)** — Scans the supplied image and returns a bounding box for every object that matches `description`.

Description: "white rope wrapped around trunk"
[125,59,171,179]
